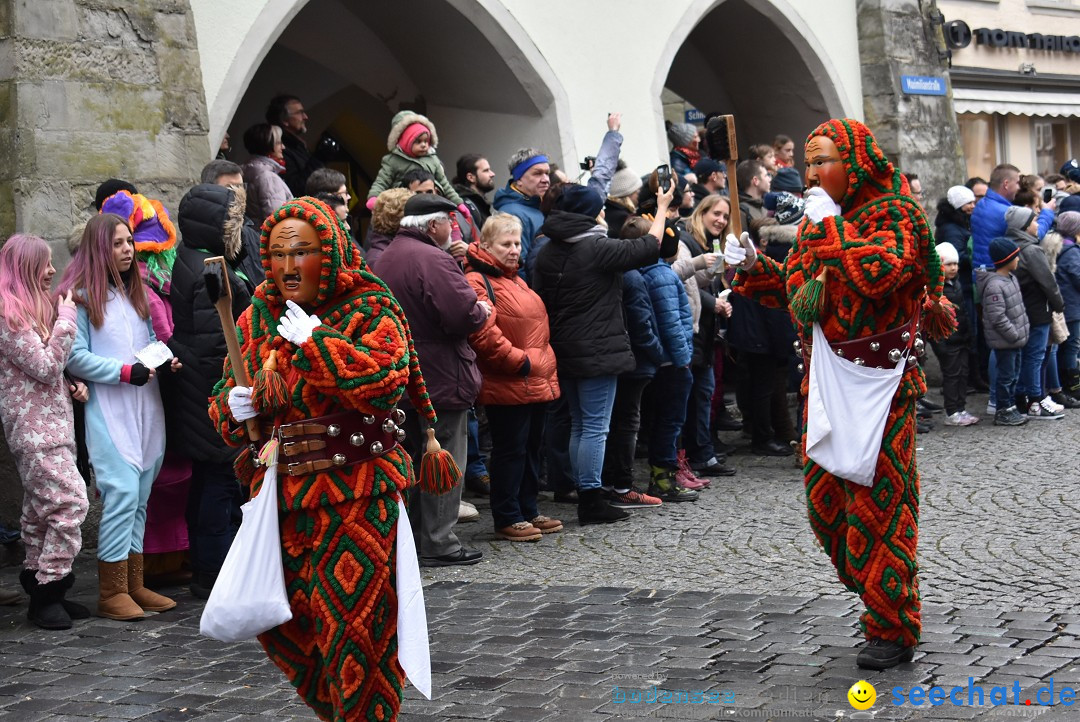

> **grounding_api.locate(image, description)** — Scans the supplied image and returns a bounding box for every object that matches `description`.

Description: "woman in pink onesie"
[0,234,91,629]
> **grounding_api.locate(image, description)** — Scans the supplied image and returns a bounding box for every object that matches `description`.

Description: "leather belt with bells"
[795,316,923,374]
[265,408,407,476]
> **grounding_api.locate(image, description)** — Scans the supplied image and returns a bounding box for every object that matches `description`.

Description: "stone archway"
[191,0,570,195]
[654,0,856,168]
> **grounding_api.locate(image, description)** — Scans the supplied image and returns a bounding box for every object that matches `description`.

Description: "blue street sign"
[685,108,706,124]
[900,75,946,96]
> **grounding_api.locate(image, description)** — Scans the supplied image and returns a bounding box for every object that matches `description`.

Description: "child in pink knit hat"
[366,110,465,213]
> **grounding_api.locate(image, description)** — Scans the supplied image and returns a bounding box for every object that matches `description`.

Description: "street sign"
[900,75,946,96]
[685,108,706,124]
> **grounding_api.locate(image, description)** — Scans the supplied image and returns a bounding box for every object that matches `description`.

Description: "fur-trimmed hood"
[758,223,797,246]
[387,110,438,152]
[178,183,246,261]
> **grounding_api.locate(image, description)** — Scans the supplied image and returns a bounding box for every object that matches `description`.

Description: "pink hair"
[0,234,56,339]
[58,214,149,328]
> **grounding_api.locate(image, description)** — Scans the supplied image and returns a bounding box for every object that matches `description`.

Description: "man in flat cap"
[376,193,492,567]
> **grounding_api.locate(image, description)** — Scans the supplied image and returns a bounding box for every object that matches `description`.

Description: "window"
[957,113,1002,181]
[1033,117,1071,176]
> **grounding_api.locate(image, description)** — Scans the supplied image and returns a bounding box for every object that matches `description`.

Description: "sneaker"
[986,402,996,415]
[1050,391,1080,410]
[528,515,563,533]
[465,473,490,496]
[685,452,736,477]
[648,466,698,503]
[608,489,663,508]
[458,501,480,522]
[994,406,1028,426]
[1028,398,1064,420]
[1041,395,1066,414]
[494,521,542,542]
[943,410,980,427]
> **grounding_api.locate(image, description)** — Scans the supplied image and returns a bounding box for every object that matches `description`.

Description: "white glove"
[723,233,757,271]
[278,300,321,345]
[804,187,843,223]
[228,385,257,422]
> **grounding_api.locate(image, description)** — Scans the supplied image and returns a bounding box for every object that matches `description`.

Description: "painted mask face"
[804,135,849,204]
[269,218,323,307]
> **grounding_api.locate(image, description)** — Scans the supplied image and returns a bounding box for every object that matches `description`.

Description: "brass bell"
[332,453,346,466]
[854,357,865,366]
[327,424,341,437]
[350,432,365,447]
[888,348,902,363]
[901,331,911,343]
[370,441,384,455]
[869,341,881,352]
[382,419,396,433]
[394,428,406,442]
[362,415,376,425]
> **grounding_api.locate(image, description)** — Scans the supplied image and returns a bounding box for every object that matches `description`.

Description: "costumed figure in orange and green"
[208,197,436,720]
[724,118,955,670]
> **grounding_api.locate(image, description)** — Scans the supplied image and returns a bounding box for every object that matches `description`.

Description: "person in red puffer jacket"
[464,213,562,542]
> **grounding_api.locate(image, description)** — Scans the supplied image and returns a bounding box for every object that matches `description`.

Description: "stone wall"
[0,0,210,535]
[858,0,967,216]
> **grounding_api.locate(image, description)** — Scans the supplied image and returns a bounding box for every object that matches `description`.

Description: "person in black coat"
[532,184,670,524]
[167,183,256,598]
[935,186,986,391]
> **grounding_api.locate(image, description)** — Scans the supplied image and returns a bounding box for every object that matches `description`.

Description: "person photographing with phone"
[724,119,955,670]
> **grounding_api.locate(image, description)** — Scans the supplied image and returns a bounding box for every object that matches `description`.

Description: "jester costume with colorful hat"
[209,197,436,720]
[731,118,954,669]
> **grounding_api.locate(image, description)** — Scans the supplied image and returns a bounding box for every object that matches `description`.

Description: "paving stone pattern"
[0,391,1077,721]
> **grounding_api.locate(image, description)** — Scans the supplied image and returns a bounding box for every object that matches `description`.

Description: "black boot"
[26,576,72,630]
[190,571,217,600]
[58,573,91,619]
[856,638,915,670]
[577,488,630,525]
[1015,393,1030,415]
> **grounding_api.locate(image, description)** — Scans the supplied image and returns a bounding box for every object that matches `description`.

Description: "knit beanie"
[667,122,697,147]
[609,168,643,199]
[1004,205,1036,233]
[397,123,430,156]
[771,167,804,194]
[1060,194,1080,214]
[946,185,976,210]
[1057,210,1080,239]
[773,193,805,226]
[558,185,605,218]
[989,238,1020,268]
[936,242,959,264]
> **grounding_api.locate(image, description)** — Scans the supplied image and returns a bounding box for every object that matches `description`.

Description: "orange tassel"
[418,428,460,495]
[252,350,289,414]
[922,297,958,342]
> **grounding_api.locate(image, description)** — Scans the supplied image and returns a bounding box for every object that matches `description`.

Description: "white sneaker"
[957,410,981,426]
[986,402,996,415]
[944,410,980,427]
[1042,395,1065,414]
[1028,399,1064,420]
[458,501,480,522]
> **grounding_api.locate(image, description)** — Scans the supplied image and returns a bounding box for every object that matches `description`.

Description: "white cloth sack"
[805,323,905,487]
[395,499,431,699]
[200,451,292,642]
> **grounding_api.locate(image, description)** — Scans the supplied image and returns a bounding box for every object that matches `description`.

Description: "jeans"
[465,407,489,481]
[993,348,1022,411]
[563,375,618,491]
[988,351,998,407]
[543,394,576,494]
[931,343,969,416]
[646,366,693,469]
[1044,343,1060,391]
[683,363,718,465]
[602,375,652,489]
[1018,323,1051,399]
[485,403,546,528]
[186,460,243,578]
[1063,320,1080,373]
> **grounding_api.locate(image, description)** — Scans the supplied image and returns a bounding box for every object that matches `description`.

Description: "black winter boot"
[1015,393,1030,415]
[856,638,915,670]
[22,569,91,621]
[577,488,631,525]
[58,573,91,619]
[27,577,72,630]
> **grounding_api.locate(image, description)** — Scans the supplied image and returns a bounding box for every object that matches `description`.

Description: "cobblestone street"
[1,390,1079,721]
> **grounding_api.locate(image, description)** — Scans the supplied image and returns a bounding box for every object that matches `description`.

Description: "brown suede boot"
[127,553,176,612]
[97,560,145,621]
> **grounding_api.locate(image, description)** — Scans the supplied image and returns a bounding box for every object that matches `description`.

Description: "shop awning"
[953,88,1080,117]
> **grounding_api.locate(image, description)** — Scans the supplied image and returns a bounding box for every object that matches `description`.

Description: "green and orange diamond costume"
[733,119,954,648]
[209,197,435,721]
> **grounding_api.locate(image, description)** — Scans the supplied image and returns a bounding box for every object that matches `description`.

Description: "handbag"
[1051,311,1069,345]
[200,443,292,642]
[805,323,905,487]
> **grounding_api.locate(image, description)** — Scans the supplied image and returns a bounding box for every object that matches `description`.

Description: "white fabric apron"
[88,292,165,471]
[805,323,905,487]
[395,498,431,699]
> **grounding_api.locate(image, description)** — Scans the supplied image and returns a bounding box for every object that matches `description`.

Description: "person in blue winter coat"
[971,164,1055,274]
[498,114,625,280]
